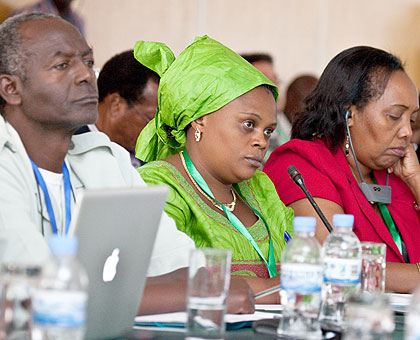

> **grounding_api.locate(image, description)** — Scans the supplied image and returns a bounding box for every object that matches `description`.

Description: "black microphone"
[287,165,333,233]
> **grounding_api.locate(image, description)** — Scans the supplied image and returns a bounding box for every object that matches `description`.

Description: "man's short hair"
[98,50,159,105]
[241,53,273,65]
[0,12,58,111]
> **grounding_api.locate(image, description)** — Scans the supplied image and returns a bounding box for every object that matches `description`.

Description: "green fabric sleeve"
[138,162,190,232]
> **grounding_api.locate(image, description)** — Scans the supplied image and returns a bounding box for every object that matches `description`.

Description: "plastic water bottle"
[406,283,420,340]
[320,214,361,332]
[278,216,323,340]
[32,235,88,340]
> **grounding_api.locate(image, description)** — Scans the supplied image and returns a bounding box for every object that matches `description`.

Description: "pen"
[254,284,281,299]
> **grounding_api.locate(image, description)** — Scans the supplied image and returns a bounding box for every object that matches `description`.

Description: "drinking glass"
[343,292,394,340]
[0,265,40,340]
[186,248,231,339]
[360,242,386,293]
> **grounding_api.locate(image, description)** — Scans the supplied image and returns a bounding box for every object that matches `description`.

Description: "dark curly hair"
[98,50,159,105]
[292,46,404,151]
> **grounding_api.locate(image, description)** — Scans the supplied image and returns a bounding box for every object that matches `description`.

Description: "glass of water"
[0,264,40,340]
[186,248,231,339]
[360,242,386,293]
[343,292,394,340]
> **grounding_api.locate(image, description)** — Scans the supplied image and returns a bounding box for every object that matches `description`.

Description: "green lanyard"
[183,149,278,277]
[372,176,403,255]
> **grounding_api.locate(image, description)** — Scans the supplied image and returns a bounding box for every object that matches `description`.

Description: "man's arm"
[0,158,50,265]
[138,268,187,315]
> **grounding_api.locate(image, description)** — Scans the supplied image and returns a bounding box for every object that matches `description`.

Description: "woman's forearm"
[138,270,256,315]
[386,262,420,293]
[241,275,280,304]
[138,279,188,315]
[405,174,420,204]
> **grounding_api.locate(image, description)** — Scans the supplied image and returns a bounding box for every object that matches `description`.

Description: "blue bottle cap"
[293,216,316,233]
[48,235,78,255]
[332,214,354,228]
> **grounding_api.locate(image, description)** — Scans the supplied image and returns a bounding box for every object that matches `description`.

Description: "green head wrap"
[134,35,278,162]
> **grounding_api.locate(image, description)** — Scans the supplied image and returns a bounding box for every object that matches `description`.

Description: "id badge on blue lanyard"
[30,159,72,235]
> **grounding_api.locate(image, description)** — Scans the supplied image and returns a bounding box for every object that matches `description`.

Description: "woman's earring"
[194,128,201,142]
[345,134,350,157]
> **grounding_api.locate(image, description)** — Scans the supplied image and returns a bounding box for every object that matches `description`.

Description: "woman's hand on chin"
[388,144,420,188]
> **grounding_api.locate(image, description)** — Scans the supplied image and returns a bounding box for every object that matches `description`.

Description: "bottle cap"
[293,216,316,233]
[332,214,354,228]
[48,235,78,255]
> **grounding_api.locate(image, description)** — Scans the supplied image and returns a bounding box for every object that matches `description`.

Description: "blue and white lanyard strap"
[30,159,72,235]
[182,149,278,278]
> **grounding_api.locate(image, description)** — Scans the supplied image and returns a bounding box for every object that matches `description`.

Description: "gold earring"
[194,128,201,142]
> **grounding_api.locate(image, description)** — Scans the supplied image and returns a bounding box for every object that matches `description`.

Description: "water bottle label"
[33,290,87,327]
[323,258,361,284]
[281,263,323,292]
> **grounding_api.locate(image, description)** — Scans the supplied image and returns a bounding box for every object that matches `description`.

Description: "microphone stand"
[287,165,333,233]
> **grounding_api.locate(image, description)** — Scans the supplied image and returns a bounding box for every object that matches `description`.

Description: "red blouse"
[264,138,420,263]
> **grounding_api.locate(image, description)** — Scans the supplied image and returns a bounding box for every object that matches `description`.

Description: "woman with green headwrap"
[135,36,294,301]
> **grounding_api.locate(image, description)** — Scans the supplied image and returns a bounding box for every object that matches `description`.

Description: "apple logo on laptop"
[102,248,120,282]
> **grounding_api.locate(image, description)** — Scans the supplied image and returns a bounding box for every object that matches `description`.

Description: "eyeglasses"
[132,106,152,123]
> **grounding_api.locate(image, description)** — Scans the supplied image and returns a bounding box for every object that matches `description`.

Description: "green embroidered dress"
[139,161,294,278]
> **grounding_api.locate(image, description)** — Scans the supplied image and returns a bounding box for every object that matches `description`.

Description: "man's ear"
[106,93,126,118]
[0,74,22,106]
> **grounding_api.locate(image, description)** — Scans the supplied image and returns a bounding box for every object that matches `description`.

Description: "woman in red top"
[264,46,420,293]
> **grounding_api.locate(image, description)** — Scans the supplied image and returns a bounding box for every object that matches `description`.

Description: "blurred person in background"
[283,74,318,124]
[242,53,289,162]
[12,0,85,36]
[77,50,159,167]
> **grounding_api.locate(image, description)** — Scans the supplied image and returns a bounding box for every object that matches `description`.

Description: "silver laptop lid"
[72,186,168,340]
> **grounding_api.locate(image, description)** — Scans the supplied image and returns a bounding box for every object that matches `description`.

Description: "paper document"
[134,309,281,329]
[386,293,412,313]
[255,304,283,311]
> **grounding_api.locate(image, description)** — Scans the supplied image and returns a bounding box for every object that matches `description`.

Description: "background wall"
[2,0,420,94]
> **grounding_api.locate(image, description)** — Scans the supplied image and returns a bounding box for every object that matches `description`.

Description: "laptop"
[70,186,168,340]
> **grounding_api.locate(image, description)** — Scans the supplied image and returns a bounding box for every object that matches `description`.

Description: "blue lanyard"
[30,159,72,235]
